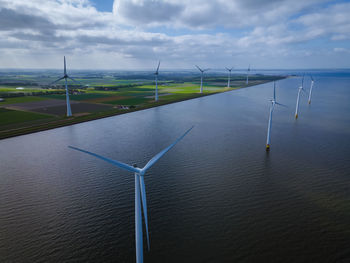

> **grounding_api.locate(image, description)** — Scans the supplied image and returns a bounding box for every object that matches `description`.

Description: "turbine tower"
[246,64,250,85]
[195,65,210,93]
[308,75,314,104]
[50,56,82,117]
[69,126,193,263]
[266,82,285,151]
[225,67,234,88]
[295,74,306,119]
[154,61,160,101]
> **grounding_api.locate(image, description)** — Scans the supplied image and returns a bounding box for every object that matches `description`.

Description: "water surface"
[1,72,350,262]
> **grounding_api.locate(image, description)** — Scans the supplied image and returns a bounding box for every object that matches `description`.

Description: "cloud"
[0,0,349,69]
[112,0,329,29]
[334,47,350,53]
[113,0,183,25]
[0,8,55,31]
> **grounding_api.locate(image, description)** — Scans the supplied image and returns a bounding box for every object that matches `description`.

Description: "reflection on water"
[1,72,350,262]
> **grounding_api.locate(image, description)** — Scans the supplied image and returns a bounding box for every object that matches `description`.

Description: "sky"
[0,0,349,70]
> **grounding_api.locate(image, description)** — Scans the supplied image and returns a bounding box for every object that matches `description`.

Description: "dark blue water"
[1,72,350,262]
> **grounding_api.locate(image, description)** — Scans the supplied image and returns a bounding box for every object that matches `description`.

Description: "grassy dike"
[0,79,282,140]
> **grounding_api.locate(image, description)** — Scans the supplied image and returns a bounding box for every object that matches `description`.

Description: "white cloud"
[0,0,349,69]
[334,47,350,53]
[112,0,328,29]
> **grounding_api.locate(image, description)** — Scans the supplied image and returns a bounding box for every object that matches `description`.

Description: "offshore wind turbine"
[69,126,193,263]
[295,74,306,119]
[195,65,210,93]
[50,56,82,117]
[154,61,160,101]
[246,64,250,85]
[308,76,314,104]
[266,82,285,151]
[225,67,234,88]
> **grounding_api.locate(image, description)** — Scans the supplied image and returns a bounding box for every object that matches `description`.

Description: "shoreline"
[0,79,284,140]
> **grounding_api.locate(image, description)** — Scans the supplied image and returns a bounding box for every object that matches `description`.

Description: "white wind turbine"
[295,74,306,119]
[266,82,285,151]
[50,56,83,117]
[154,61,160,101]
[195,65,210,93]
[225,67,234,88]
[68,126,193,263]
[246,64,250,85]
[308,75,314,104]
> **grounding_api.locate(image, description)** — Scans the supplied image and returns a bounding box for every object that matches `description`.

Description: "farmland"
[0,70,285,139]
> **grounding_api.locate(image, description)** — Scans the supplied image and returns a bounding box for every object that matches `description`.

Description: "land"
[0,70,285,139]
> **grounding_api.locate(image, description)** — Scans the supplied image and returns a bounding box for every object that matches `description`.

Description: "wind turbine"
[225,67,234,88]
[154,61,160,101]
[308,76,314,104]
[295,74,306,119]
[50,56,83,117]
[266,82,285,151]
[195,65,210,93]
[68,126,193,263]
[246,64,250,85]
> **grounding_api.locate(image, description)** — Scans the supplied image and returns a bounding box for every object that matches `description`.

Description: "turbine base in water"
[295,114,298,119]
[266,144,270,151]
[308,100,311,104]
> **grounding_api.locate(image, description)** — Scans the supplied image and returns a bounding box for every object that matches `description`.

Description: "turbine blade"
[142,126,194,172]
[64,56,67,75]
[156,61,160,74]
[276,102,287,108]
[139,175,150,251]
[195,65,202,72]
[49,76,65,85]
[68,146,140,174]
[68,76,85,87]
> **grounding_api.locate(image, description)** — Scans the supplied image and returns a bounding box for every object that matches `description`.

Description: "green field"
[40,93,114,101]
[0,108,53,126]
[104,97,151,105]
[0,96,47,105]
[0,72,285,139]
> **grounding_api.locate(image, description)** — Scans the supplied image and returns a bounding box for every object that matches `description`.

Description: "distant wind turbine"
[50,56,83,117]
[195,65,210,93]
[69,126,193,263]
[295,74,306,119]
[154,61,160,101]
[246,64,250,85]
[266,82,285,151]
[308,76,314,104]
[225,67,234,88]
